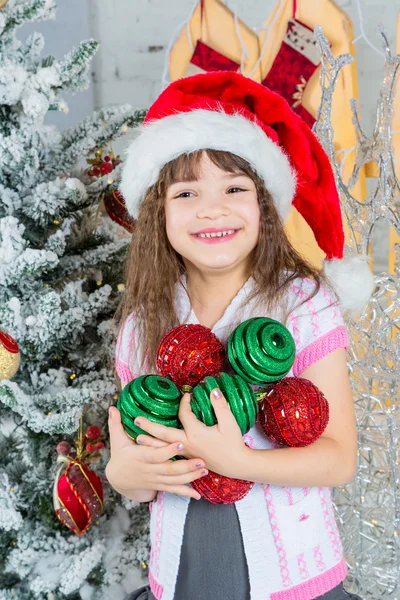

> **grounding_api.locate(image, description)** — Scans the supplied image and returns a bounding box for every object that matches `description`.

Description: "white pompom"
[323,255,375,312]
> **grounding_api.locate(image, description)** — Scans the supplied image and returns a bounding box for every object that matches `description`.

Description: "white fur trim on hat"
[323,255,375,312]
[120,109,296,220]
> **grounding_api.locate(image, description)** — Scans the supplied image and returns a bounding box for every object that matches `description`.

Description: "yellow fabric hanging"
[259,0,367,269]
[388,13,400,275]
[168,0,261,82]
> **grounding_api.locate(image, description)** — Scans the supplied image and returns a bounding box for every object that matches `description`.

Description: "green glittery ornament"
[191,372,258,435]
[227,317,295,385]
[117,374,181,440]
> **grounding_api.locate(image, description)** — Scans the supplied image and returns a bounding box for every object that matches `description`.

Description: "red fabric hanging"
[185,0,240,77]
[261,0,319,128]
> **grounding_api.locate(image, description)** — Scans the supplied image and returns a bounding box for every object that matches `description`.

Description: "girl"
[106,72,373,600]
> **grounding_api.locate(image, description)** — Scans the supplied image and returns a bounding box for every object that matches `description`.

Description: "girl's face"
[165,154,260,275]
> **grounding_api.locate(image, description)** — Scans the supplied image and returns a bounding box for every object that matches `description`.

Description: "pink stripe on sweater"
[297,553,310,580]
[264,486,292,588]
[149,569,164,600]
[115,359,135,383]
[314,545,327,572]
[270,558,347,599]
[154,492,165,578]
[293,326,348,376]
[291,284,321,338]
[318,488,341,562]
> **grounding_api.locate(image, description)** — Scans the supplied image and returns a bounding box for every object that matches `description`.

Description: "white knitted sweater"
[116,277,349,600]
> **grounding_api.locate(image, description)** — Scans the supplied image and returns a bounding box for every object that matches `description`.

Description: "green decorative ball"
[191,372,258,435]
[227,317,295,385]
[117,375,181,439]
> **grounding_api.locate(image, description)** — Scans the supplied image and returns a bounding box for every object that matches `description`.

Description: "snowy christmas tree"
[0,1,148,599]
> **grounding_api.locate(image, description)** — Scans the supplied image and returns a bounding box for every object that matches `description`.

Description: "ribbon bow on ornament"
[118,317,329,504]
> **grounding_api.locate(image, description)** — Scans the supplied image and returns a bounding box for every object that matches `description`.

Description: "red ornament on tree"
[103,188,135,233]
[258,377,329,447]
[100,161,114,175]
[54,460,103,535]
[191,468,254,504]
[85,425,102,441]
[156,324,226,388]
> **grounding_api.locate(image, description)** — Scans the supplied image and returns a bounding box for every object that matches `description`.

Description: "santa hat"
[120,71,374,311]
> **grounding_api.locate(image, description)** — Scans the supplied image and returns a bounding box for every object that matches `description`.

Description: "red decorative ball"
[94,441,104,451]
[56,441,71,456]
[85,425,102,441]
[191,469,254,504]
[156,324,226,388]
[86,443,95,453]
[258,377,329,447]
[104,155,111,162]
[103,188,135,233]
[100,161,114,175]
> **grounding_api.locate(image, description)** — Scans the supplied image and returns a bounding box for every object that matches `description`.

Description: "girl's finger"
[162,485,201,501]
[159,468,208,486]
[160,458,205,476]
[136,434,169,448]
[178,392,203,430]
[210,388,237,433]
[134,416,184,444]
[145,442,186,464]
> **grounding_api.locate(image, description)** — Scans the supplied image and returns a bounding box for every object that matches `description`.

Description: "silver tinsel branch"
[313,26,400,599]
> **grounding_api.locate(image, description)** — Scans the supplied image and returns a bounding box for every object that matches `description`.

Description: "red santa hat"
[120,71,374,311]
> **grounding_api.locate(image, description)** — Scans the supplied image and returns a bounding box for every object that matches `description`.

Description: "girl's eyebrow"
[171,172,247,185]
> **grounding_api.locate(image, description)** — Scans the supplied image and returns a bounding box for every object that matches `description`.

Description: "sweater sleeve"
[115,313,139,384]
[286,278,349,377]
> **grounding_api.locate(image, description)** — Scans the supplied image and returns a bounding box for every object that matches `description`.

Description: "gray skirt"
[124,498,362,600]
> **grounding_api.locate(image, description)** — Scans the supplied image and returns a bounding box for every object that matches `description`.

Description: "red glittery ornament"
[191,469,254,504]
[54,461,103,535]
[156,324,226,388]
[103,188,135,233]
[258,377,329,447]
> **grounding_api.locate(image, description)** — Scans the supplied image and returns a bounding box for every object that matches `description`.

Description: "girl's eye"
[175,191,195,198]
[228,187,246,194]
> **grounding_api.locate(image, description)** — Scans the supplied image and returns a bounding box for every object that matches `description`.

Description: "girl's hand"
[135,390,249,479]
[105,407,207,501]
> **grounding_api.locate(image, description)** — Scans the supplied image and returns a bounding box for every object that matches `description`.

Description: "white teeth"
[197,229,236,239]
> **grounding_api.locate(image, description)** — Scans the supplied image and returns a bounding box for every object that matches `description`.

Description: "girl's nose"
[196,195,231,218]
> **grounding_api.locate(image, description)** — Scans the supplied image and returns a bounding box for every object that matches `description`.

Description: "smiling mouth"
[193,229,239,239]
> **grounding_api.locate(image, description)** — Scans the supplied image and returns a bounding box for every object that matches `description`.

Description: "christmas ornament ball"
[258,377,329,447]
[227,317,295,385]
[0,331,21,380]
[191,372,258,435]
[117,374,181,439]
[157,324,226,388]
[191,469,254,504]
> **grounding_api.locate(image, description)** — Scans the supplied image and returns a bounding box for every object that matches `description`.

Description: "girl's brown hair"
[115,150,324,372]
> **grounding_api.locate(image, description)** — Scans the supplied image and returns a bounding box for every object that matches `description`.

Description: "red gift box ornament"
[258,377,330,447]
[53,460,103,535]
[53,420,104,535]
[156,324,226,388]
